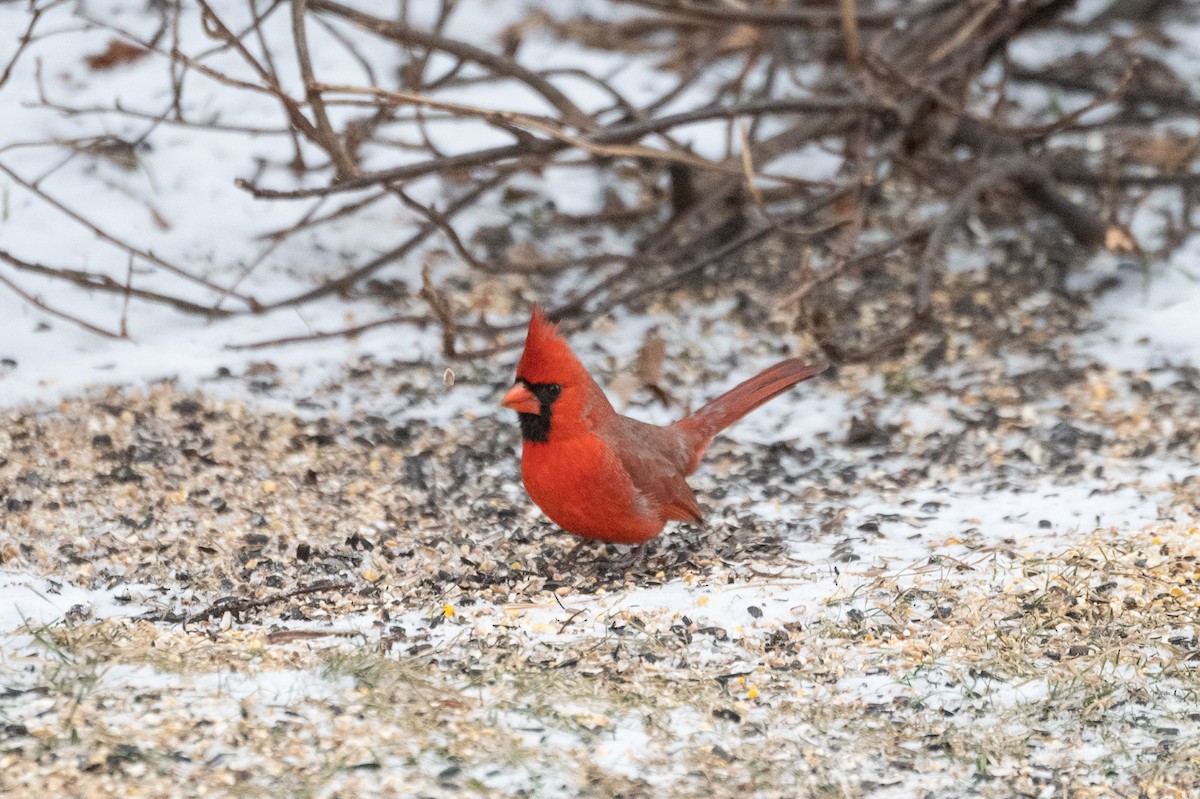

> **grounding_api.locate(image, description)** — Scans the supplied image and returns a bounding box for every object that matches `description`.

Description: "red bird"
[501,307,825,546]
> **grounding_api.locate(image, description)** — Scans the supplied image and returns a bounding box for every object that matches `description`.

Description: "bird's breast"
[520,434,663,544]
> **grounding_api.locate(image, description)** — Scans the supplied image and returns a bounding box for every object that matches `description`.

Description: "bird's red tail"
[674,358,825,466]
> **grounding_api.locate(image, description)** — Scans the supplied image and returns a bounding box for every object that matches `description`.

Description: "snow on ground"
[1083,239,1200,370]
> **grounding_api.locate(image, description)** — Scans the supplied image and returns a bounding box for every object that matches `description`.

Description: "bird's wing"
[600,415,704,525]
[660,484,703,524]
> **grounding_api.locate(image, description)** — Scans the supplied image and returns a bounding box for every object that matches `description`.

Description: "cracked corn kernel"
[443,604,455,617]
[747,685,760,699]
[262,480,277,494]
[697,595,710,606]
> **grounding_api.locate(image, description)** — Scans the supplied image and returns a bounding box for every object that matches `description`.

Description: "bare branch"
[0,249,234,316]
[0,271,125,340]
[0,0,63,91]
[259,172,506,310]
[309,0,594,129]
[291,0,359,178]
[916,157,1037,316]
[238,94,885,200]
[0,160,256,310]
[614,0,932,28]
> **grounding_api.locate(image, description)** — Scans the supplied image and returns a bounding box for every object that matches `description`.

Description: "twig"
[1050,169,1200,188]
[194,1,324,146]
[291,0,359,178]
[238,95,885,200]
[33,97,293,135]
[420,263,458,356]
[998,64,1137,139]
[317,84,806,180]
[119,256,133,338]
[784,223,934,309]
[839,0,862,70]
[226,313,435,350]
[140,579,355,624]
[0,161,254,310]
[0,0,63,91]
[259,172,506,309]
[309,0,594,129]
[0,271,124,339]
[391,186,489,272]
[615,0,931,28]
[249,0,305,169]
[0,249,235,316]
[916,157,1037,316]
[234,220,784,356]
[389,185,614,275]
[255,191,389,241]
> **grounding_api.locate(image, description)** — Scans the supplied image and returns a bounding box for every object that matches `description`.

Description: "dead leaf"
[829,194,862,226]
[607,372,641,407]
[504,242,542,268]
[635,330,676,408]
[718,24,761,54]
[85,39,148,71]
[636,330,666,387]
[85,137,140,169]
[1104,225,1138,254]
[1124,133,1199,172]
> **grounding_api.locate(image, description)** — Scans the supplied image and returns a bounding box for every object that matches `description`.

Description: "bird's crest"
[516,306,586,385]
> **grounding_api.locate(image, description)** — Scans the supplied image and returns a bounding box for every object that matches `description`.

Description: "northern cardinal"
[501,307,825,545]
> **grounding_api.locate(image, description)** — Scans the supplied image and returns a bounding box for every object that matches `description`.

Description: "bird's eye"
[545,384,562,401]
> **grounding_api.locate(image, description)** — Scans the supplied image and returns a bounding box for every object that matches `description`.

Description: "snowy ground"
[3,1,1200,797]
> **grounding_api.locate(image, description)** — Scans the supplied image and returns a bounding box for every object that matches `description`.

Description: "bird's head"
[502,306,605,443]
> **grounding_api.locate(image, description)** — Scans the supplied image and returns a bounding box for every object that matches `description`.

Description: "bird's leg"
[614,542,648,573]
[558,537,592,567]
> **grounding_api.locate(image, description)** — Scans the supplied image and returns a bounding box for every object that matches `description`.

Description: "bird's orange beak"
[501,382,541,414]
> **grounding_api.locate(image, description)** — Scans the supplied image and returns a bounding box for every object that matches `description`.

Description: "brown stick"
[0,0,61,90]
[0,272,125,340]
[615,0,933,28]
[916,157,1039,316]
[194,1,324,148]
[291,0,359,178]
[0,249,235,317]
[259,172,506,310]
[140,579,356,624]
[227,313,436,351]
[238,96,886,200]
[309,0,594,129]
[0,161,256,309]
